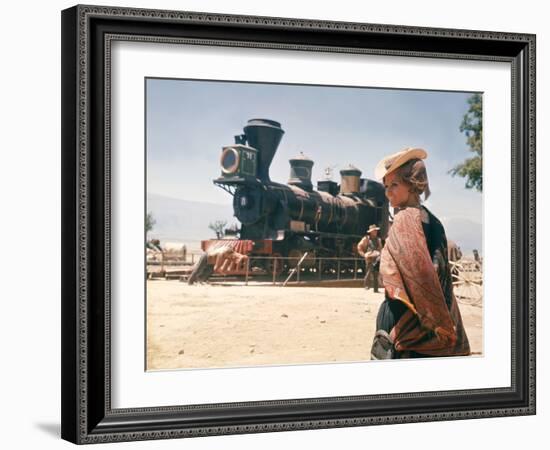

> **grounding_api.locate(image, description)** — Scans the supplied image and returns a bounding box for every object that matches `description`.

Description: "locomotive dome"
[340,164,362,195]
[288,152,314,191]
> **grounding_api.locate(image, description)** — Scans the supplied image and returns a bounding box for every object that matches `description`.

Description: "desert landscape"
[146,280,483,371]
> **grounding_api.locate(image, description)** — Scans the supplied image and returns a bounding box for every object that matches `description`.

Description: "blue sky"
[146,78,482,249]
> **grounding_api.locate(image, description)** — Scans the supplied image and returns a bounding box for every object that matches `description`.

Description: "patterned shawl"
[380,207,470,356]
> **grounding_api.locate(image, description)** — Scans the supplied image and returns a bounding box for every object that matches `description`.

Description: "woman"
[370,148,471,359]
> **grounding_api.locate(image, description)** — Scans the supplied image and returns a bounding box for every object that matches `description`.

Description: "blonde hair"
[394,158,431,201]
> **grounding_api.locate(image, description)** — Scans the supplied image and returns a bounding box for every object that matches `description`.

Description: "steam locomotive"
[201,118,389,274]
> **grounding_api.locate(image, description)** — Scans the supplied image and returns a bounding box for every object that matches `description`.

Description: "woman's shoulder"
[392,207,424,231]
[394,206,423,222]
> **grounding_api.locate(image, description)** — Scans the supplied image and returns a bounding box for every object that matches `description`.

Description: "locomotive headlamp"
[220,147,240,174]
[218,144,258,179]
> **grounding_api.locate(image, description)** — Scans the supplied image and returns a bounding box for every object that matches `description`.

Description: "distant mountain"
[440,217,482,255]
[146,193,235,243]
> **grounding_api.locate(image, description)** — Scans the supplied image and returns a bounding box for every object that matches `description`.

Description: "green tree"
[450,93,482,191]
[208,220,227,239]
[145,212,156,234]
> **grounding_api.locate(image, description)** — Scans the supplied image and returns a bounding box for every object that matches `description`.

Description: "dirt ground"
[146,281,483,370]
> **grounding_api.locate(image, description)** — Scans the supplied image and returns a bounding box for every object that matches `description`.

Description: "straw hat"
[367,224,380,234]
[374,147,427,180]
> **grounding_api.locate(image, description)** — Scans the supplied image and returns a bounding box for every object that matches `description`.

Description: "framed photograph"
[61,4,536,444]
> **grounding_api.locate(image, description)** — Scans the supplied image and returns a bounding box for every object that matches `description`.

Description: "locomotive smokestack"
[243,119,284,182]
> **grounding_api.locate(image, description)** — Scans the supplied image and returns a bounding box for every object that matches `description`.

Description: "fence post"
[354,258,358,280]
[318,258,322,281]
[337,259,340,280]
[272,257,277,285]
[245,257,250,286]
[283,252,308,287]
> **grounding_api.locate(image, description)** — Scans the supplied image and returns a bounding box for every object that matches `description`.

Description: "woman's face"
[383,171,413,208]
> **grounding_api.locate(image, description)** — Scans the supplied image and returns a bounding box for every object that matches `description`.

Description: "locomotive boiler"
[201,118,389,274]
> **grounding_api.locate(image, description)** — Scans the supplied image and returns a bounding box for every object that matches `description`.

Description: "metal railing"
[237,255,366,286]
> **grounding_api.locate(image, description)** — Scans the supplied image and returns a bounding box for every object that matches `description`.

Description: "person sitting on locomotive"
[357,224,382,293]
[187,245,249,285]
[370,147,470,360]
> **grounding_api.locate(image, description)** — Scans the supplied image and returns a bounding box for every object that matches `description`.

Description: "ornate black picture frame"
[61,4,536,444]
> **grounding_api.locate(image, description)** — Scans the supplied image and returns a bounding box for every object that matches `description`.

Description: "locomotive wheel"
[266,252,284,276]
[288,249,316,269]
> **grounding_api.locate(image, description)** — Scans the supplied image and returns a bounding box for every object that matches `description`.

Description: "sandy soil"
[146,281,483,370]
